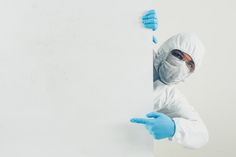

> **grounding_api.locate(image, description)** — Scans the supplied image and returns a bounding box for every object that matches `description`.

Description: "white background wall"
[153,0,236,157]
[0,0,236,157]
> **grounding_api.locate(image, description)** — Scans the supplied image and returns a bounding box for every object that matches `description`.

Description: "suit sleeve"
[158,87,209,149]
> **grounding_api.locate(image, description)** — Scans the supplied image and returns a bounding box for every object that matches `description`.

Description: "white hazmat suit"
[153,32,209,149]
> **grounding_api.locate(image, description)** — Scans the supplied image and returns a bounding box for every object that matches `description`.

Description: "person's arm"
[156,87,209,149]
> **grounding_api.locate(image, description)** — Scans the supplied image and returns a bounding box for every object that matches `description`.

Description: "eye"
[175,53,183,60]
[171,50,183,60]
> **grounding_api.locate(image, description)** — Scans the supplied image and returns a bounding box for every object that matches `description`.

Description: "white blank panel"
[0,0,154,157]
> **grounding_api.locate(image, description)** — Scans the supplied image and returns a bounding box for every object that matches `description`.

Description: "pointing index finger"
[130,118,151,125]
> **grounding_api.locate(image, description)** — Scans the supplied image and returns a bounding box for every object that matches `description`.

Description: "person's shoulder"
[168,86,186,100]
[153,79,171,90]
[153,80,176,99]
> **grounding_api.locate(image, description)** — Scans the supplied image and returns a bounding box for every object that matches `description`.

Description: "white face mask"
[158,53,190,85]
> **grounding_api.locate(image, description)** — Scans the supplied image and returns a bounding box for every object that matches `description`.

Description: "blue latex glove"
[142,10,158,44]
[130,112,176,140]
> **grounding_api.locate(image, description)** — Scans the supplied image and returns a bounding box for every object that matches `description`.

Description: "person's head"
[157,32,205,85]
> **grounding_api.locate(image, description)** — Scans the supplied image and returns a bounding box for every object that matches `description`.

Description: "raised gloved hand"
[142,9,158,44]
[130,112,176,140]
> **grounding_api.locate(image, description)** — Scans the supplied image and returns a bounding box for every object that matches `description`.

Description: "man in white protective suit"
[130,10,209,149]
